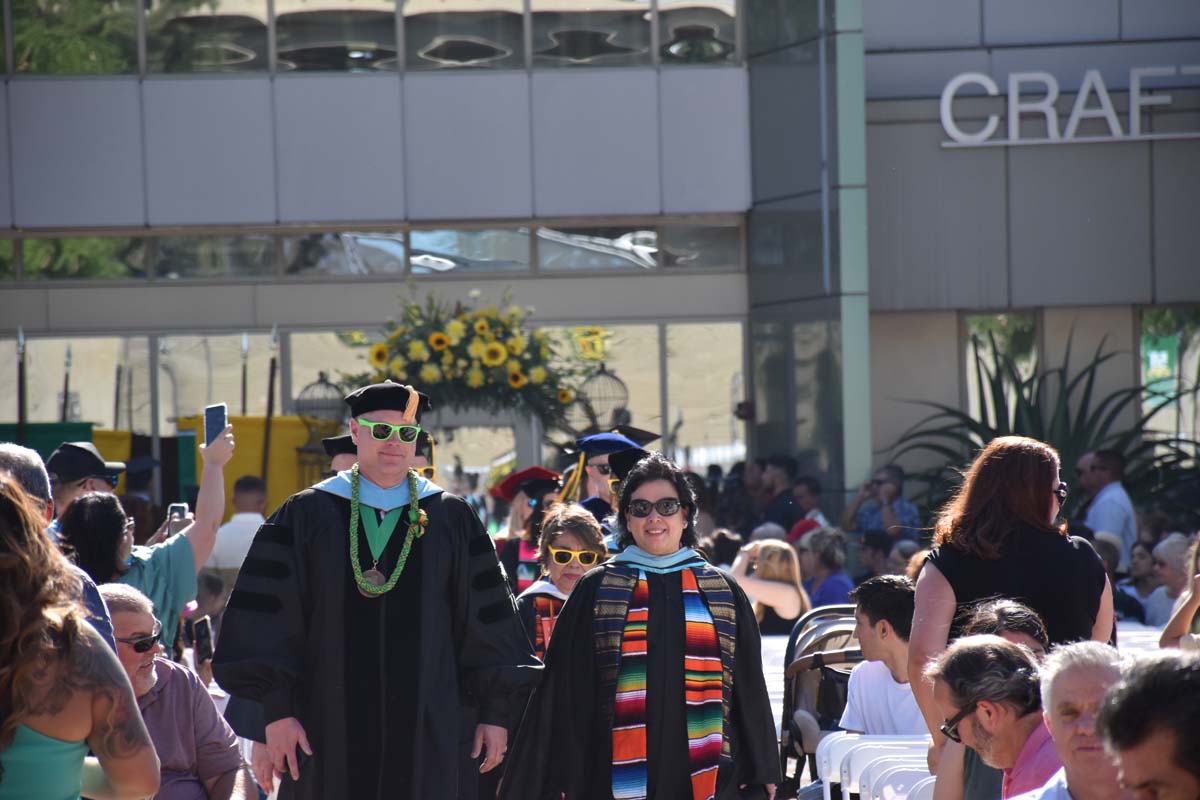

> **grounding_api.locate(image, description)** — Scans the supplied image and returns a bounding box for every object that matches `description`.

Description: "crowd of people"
[1,376,1199,800]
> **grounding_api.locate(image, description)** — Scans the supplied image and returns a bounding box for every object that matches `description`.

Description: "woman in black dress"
[907,435,1114,784]
[729,539,811,636]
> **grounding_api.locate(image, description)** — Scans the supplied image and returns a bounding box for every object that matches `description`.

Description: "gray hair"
[98,583,155,616]
[0,443,52,504]
[926,634,1042,714]
[1039,641,1123,711]
[1153,533,1193,574]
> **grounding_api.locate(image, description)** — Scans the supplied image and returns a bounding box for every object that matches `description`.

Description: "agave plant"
[889,330,1200,526]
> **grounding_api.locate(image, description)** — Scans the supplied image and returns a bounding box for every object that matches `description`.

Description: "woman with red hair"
[906,436,1114,782]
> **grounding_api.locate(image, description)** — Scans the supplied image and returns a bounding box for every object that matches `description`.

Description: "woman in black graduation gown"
[500,453,780,800]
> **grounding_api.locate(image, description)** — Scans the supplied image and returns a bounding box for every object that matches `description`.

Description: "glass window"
[158,334,275,425]
[531,1,651,67]
[1141,307,1200,445]
[658,223,741,269]
[151,236,278,280]
[404,0,525,70]
[963,313,1039,424]
[664,323,744,470]
[410,228,530,275]
[537,226,657,272]
[0,241,14,280]
[22,237,147,280]
[148,0,268,72]
[276,1,397,71]
[281,232,406,277]
[658,0,736,64]
[13,0,137,74]
[539,324,662,439]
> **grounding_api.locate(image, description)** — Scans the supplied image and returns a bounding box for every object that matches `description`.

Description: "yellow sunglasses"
[548,547,601,567]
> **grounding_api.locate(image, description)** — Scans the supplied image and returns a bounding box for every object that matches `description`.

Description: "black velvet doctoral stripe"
[478,598,516,625]
[468,531,496,556]
[254,523,293,546]
[225,590,284,614]
[472,564,507,592]
[239,556,291,580]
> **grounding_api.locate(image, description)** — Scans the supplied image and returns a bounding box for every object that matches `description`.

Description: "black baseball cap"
[46,442,125,484]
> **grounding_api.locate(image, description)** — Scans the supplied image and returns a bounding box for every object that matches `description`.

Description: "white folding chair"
[904,775,938,800]
[869,766,932,800]
[858,756,928,800]
[816,733,861,800]
[840,740,930,799]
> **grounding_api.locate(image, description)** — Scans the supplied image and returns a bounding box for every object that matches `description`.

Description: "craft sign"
[940,65,1200,148]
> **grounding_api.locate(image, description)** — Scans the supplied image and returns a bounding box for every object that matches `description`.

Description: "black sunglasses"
[1053,481,1068,502]
[627,498,683,518]
[116,620,163,654]
[939,702,977,744]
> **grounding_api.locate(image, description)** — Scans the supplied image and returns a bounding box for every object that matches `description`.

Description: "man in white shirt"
[1011,641,1127,800]
[1083,450,1137,569]
[205,474,267,586]
[839,575,926,735]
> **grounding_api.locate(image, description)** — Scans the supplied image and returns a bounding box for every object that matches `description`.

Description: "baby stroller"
[777,605,863,798]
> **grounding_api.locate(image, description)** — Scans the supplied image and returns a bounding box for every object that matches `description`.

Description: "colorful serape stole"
[681,569,724,800]
[531,594,565,661]
[609,569,725,800]
[611,572,651,800]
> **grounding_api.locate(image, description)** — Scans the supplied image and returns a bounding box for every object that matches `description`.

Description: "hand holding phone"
[193,615,214,664]
[166,502,190,535]
[204,403,228,446]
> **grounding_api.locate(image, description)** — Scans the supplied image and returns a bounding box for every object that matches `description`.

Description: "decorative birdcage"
[565,363,629,434]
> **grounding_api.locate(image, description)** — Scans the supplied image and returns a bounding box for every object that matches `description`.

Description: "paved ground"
[763,634,789,734]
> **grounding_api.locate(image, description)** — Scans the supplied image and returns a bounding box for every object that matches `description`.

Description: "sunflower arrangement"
[348,291,585,425]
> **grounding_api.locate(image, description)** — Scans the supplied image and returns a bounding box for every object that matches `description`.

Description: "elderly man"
[927,635,1061,798]
[1012,641,1128,800]
[840,463,921,539]
[99,583,251,799]
[1098,650,1200,800]
[214,381,539,799]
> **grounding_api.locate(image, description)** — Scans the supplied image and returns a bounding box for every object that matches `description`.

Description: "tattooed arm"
[71,625,161,800]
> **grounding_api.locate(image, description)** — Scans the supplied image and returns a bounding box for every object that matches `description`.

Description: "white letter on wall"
[1008,72,1060,142]
[1064,69,1123,139]
[1129,66,1177,136]
[940,72,1001,145]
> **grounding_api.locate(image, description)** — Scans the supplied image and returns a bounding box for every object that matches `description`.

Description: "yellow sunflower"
[419,363,442,384]
[446,319,466,344]
[508,370,528,389]
[529,366,547,384]
[474,319,491,336]
[506,335,527,356]
[481,342,508,368]
[389,357,407,377]
[467,337,486,360]
[368,342,389,369]
[429,332,451,351]
[506,359,521,374]
[408,340,430,362]
[466,367,485,389]
[558,388,574,404]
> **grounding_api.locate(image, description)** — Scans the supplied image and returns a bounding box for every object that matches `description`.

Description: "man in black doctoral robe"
[213,381,541,799]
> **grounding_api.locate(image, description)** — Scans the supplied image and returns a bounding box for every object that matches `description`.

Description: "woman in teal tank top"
[0,476,160,799]
[0,725,88,800]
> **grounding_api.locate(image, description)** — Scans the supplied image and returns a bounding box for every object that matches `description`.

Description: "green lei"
[349,463,428,597]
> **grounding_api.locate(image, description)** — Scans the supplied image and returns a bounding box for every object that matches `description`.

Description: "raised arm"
[730,544,805,619]
[1160,571,1200,648]
[76,626,161,800]
[184,424,235,572]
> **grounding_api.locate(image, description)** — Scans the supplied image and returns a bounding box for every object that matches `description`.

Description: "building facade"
[1,0,1198,508]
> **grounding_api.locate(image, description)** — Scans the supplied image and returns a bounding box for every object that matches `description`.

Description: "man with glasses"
[214,380,539,800]
[927,635,1061,798]
[101,583,253,799]
[46,440,125,539]
[574,431,641,525]
[840,463,922,540]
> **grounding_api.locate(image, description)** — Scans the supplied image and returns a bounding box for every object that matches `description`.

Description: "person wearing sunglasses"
[100,583,253,799]
[927,635,1060,799]
[907,436,1114,776]
[214,381,540,800]
[45,440,126,540]
[501,452,780,800]
[572,432,642,526]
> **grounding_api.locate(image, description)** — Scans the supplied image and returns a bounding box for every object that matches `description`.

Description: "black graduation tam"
[322,434,356,459]
[610,425,660,448]
[519,478,561,501]
[344,380,432,421]
[491,466,561,502]
[608,448,650,482]
[573,432,639,456]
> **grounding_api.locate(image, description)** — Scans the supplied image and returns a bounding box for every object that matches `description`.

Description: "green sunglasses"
[357,418,421,444]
